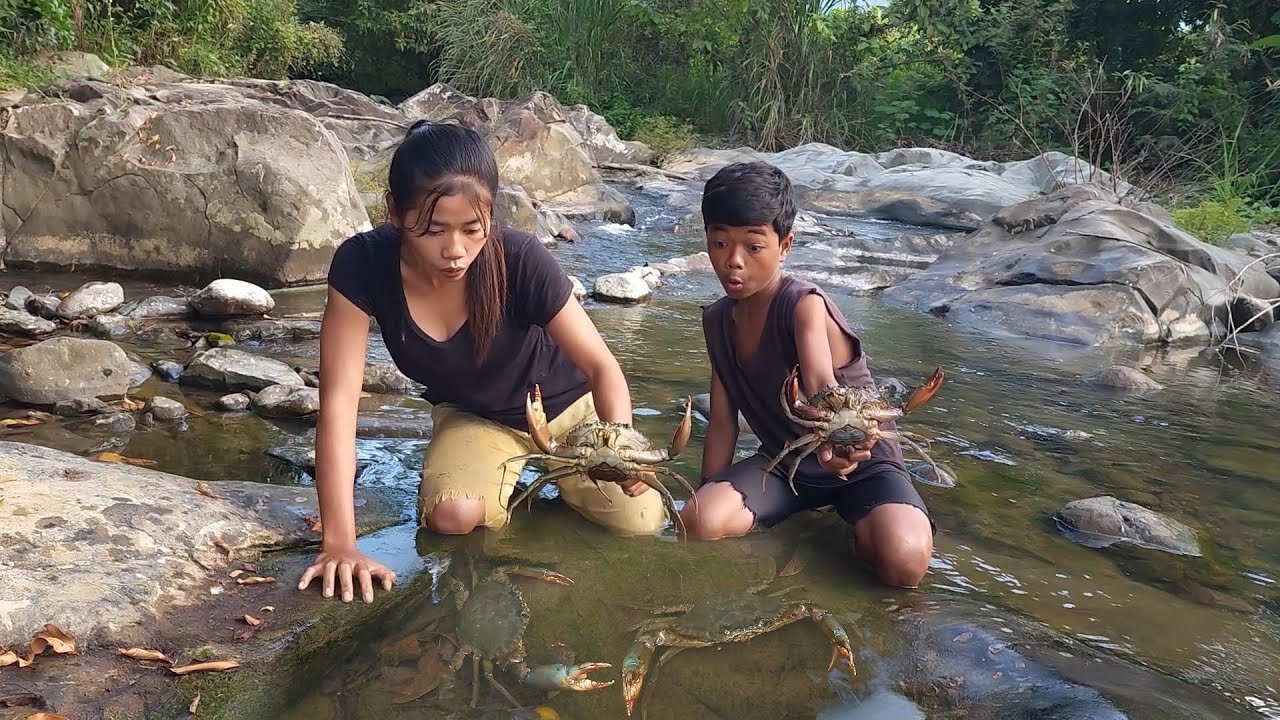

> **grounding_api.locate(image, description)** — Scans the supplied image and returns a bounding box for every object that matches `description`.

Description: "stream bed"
[1,185,1277,720]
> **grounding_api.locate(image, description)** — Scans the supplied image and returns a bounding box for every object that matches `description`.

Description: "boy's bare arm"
[793,294,841,396]
[792,294,869,476]
[700,369,739,481]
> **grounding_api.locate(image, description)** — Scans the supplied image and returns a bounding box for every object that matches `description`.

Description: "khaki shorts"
[417,392,667,535]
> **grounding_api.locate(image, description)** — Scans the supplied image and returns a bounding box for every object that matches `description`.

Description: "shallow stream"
[2,185,1277,720]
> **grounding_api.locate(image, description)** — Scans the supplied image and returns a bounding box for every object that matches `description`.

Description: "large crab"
[620,576,858,717]
[764,365,946,494]
[443,560,614,708]
[502,384,698,535]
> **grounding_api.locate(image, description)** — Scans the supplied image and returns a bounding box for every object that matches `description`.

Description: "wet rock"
[128,359,151,388]
[253,383,321,418]
[24,294,61,320]
[300,370,320,387]
[1054,495,1201,556]
[54,397,108,416]
[56,281,125,319]
[152,360,183,382]
[91,411,137,434]
[1160,311,1212,346]
[89,312,136,338]
[182,348,304,392]
[0,337,132,405]
[222,318,321,341]
[648,251,713,274]
[494,185,582,245]
[0,306,57,336]
[882,187,1278,347]
[547,181,636,225]
[266,446,372,480]
[218,392,251,411]
[123,295,191,319]
[0,440,401,648]
[627,265,663,290]
[1229,294,1275,333]
[44,51,110,80]
[570,276,588,301]
[2,87,369,286]
[363,363,413,394]
[1083,366,1164,392]
[190,278,276,318]
[144,396,187,421]
[593,271,653,303]
[5,285,34,310]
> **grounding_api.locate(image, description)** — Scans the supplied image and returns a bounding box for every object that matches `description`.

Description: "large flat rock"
[0,441,402,648]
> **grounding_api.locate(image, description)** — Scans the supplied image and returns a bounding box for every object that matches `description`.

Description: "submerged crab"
[502,384,698,535]
[444,561,614,708]
[620,576,858,717]
[764,365,946,494]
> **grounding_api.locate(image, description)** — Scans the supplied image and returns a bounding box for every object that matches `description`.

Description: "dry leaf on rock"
[242,615,261,627]
[196,482,222,499]
[260,606,275,613]
[235,576,275,586]
[213,538,234,563]
[92,451,158,468]
[0,650,25,667]
[25,713,69,720]
[117,647,173,664]
[170,660,240,675]
[0,417,43,429]
[189,694,201,714]
[27,625,77,660]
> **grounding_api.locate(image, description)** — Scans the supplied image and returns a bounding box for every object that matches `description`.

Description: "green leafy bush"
[1173,198,1250,245]
[632,115,698,166]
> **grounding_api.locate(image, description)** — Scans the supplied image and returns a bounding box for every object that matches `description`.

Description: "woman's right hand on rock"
[297,544,396,604]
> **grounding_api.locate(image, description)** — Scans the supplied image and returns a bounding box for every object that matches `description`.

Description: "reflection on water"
[2,186,1278,719]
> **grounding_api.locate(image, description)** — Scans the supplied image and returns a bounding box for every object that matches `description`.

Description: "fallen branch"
[596,162,695,182]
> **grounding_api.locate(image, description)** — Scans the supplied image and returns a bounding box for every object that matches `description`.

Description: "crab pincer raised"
[501,384,699,535]
[763,365,946,494]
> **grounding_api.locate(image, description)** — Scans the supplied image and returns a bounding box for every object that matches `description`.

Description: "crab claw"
[901,367,945,414]
[525,384,556,453]
[523,662,615,692]
[668,396,693,458]
[785,365,824,421]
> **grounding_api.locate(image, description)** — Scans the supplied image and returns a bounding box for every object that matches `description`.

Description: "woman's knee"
[424,499,486,535]
[680,482,754,539]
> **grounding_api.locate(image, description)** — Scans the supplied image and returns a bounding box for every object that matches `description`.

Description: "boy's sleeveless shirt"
[702,274,905,487]
[326,223,589,430]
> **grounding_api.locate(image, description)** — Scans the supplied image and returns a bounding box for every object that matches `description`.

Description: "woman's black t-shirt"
[326,223,590,430]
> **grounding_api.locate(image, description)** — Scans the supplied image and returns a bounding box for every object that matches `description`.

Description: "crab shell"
[787,367,944,449]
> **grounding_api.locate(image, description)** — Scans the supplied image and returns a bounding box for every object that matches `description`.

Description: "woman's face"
[394,192,491,283]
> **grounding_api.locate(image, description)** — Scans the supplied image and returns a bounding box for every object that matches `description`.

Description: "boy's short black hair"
[701,161,797,240]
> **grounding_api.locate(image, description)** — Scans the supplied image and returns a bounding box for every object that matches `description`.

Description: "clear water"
[2,184,1277,720]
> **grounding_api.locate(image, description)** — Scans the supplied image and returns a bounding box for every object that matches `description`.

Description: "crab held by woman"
[502,385,699,535]
[764,365,946,494]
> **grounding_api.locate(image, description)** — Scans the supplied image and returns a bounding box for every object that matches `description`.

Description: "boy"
[679,161,935,588]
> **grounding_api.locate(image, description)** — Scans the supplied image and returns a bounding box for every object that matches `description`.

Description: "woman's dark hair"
[388,120,507,362]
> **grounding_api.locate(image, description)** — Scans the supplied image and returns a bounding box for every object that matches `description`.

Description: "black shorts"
[704,452,935,532]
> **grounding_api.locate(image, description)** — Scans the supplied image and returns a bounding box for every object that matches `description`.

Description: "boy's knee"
[866,533,932,588]
[680,482,754,539]
[424,499,486,535]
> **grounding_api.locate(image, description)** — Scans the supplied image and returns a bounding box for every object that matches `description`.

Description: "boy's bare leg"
[849,503,933,588]
[679,481,755,539]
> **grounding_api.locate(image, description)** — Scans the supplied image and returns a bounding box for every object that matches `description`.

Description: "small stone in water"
[145,396,187,421]
[218,393,251,411]
[5,286,34,311]
[54,397,108,416]
[57,281,125,320]
[189,278,275,318]
[153,361,184,382]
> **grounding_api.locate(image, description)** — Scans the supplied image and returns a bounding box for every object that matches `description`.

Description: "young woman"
[297,121,665,605]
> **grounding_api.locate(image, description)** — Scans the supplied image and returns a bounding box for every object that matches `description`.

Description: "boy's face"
[706,223,793,300]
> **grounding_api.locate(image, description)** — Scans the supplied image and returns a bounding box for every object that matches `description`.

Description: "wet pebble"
[0,307,57,336]
[153,361,184,382]
[189,278,275,317]
[253,384,320,418]
[218,393,251,411]
[56,281,124,320]
[1082,366,1163,392]
[54,397,108,416]
[92,411,137,434]
[593,271,653,303]
[5,286,34,311]
[145,396,187,421]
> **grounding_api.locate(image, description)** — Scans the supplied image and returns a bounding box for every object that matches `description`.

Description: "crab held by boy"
[502,385,698,535]
[620,575,858,717]
[764,365,946,494]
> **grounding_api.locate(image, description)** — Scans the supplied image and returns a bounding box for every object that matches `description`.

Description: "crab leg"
[497,565,574,586]
[622,632,662,717]
[643,468,690,538]
[810,608,857,677]
[761,432,823,492]
[881,430,943,483]
[782,440,822,495]
[781,368,831,429]
[635,646,686,720]
[651,465,700,508]
[483,659,523,708]
[523,661,615,692]
[504,466,581,521]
